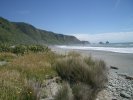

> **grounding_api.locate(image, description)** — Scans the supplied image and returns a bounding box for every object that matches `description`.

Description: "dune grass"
[9,52,57,82]
[0,69,38,100]
[0,49,58,100]
[54,51,108,100]
[0,49,108,100]
[54,53,107,88]
[72,83,96,100]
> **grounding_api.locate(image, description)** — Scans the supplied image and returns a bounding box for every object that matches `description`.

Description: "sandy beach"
[50,46,133,76]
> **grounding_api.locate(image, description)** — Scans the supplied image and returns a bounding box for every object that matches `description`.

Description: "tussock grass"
[0,69,39,100]
[72,83,96,100]
[54,55,107,88]
[0,49,108,100]
[54,52,108,100]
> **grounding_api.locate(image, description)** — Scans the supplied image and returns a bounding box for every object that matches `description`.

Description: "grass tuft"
[72,83,97,100]
[54,82,73,100]
[54,52,108,100]
[54,55,107,88]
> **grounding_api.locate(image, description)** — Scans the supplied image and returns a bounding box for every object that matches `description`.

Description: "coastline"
[50,46,133,76]
[50,46,133,99]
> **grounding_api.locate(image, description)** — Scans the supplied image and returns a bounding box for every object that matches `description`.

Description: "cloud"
[73,32,133,43]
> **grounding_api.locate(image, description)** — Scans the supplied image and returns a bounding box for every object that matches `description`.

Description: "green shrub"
[0,43,50,55]
[0,44,11,52]
[28,45,47,53]
[54,53,108,100]
[12,45,27,55]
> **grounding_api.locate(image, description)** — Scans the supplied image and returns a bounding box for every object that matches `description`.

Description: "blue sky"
[0,0,133,43]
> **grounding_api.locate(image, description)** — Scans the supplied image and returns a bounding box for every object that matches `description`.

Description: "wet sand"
[50,46,133,76]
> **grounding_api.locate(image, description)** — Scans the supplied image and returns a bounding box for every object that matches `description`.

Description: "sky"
[0,0,133,43]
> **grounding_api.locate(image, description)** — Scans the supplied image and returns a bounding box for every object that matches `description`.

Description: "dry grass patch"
[0,51,58,100]
[8,52,57,81]
[0,68,42,100]
[0,52,16,61]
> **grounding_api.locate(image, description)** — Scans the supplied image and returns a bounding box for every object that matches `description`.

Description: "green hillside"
[0,17,81,44]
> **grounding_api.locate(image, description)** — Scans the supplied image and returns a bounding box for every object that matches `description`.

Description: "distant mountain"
[0,17,82,44]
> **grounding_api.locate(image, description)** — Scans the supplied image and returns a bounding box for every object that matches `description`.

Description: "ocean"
[56,43,133,54]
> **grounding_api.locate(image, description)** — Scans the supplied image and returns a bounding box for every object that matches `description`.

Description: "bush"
[0,44,11,52]
[0,44,50,55]
[54,52,108,100]
[28,45,45,53]
[54,56,107,88]
[12,45,27,55]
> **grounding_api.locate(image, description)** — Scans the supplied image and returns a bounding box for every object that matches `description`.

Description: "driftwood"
[110,66,119,70]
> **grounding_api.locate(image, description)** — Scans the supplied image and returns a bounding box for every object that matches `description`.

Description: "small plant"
[19,84,38,100]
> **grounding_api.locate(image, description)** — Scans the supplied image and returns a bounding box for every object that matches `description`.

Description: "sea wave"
[57,45,133,54]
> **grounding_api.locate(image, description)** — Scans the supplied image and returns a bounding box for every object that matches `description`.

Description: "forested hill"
[0,17,82,44]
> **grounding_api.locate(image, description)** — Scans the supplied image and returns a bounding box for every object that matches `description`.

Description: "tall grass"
[54,52,108,100]
[0,49,108,100]
[72,83,96,100]
[0,69,38,100]
[54,82,73,100]
[0,50,58,100]
[0,52,16,61]
[54,56,107,88]
[8,52,57,82]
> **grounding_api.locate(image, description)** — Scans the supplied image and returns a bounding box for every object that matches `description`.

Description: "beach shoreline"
[50,46,133,99]
[50,46,133,76]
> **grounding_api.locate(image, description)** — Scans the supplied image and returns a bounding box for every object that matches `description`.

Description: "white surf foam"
[57,45,133,54]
